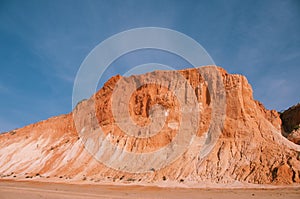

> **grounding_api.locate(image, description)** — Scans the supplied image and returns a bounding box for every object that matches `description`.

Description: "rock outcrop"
[0,66,299,187]
[280,103,300,144]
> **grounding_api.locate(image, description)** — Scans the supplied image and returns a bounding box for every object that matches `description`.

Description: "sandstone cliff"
[0,66,299,187]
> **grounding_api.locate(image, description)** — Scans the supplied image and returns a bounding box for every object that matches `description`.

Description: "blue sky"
[0,0,299,132]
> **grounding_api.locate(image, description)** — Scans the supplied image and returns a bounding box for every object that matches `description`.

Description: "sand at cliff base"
[0,180,299,199]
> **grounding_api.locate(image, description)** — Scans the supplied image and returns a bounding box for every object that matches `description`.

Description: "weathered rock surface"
[280,103,300,144]
[281,103,300,133]
[0,66,299,186]
[288,129,300,145]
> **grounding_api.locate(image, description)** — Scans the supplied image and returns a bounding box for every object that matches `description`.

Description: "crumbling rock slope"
[0,66,299,186]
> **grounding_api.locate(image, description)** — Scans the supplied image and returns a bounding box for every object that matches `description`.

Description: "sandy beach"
[0,180,299,199]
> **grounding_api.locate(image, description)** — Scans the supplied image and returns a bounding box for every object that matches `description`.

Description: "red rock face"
[0,66,299,186]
